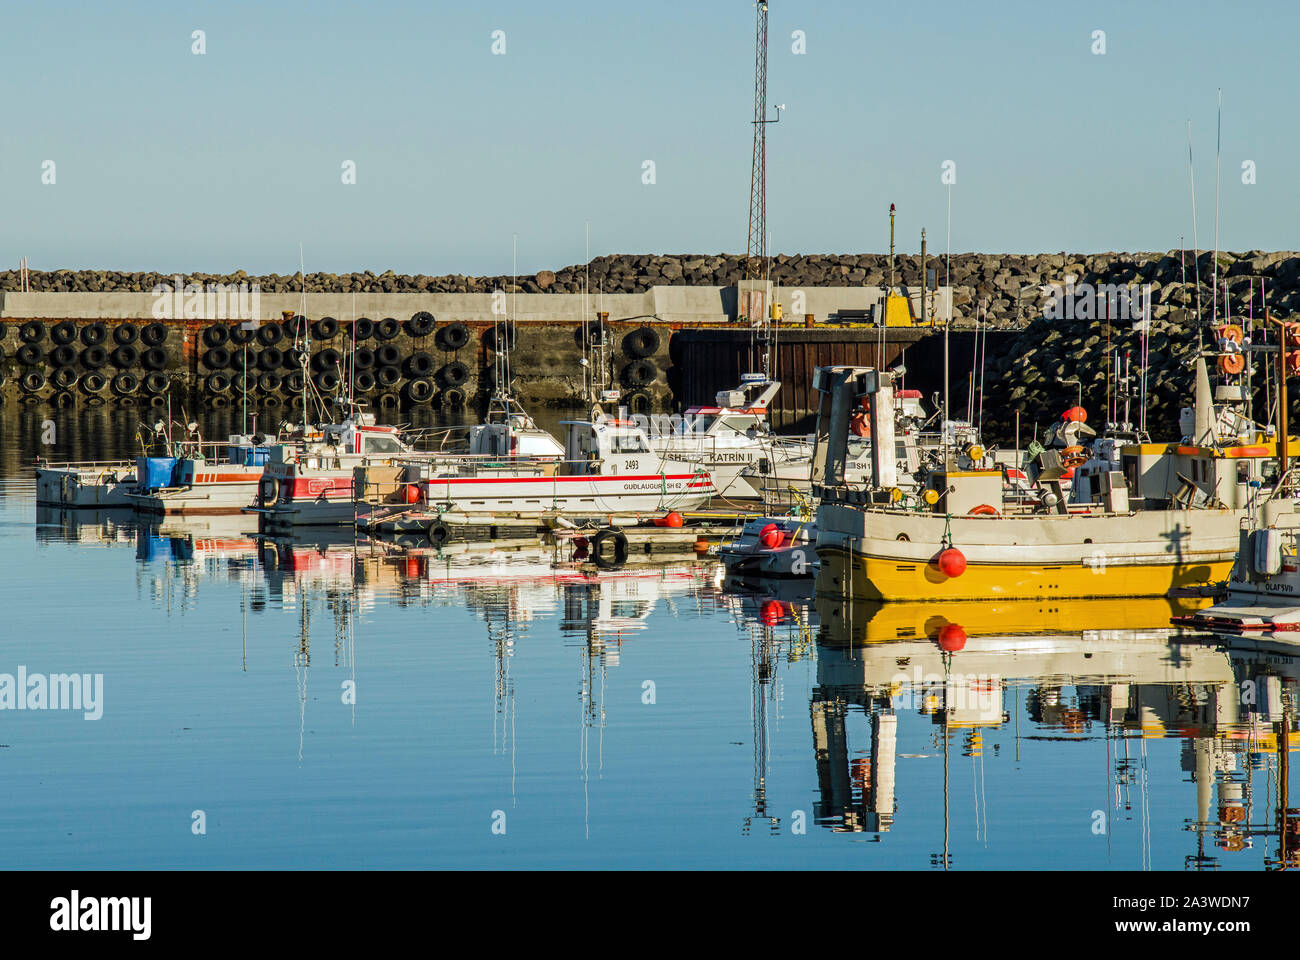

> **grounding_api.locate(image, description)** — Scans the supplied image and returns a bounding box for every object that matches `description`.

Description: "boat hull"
[35,465,137,508]
[815,504,1241,601]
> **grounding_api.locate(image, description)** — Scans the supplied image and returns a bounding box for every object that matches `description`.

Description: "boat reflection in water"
[31,504,1300,868]
[812,595,1300,870]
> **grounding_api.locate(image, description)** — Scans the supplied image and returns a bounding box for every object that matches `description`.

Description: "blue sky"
[2,0,1294,275]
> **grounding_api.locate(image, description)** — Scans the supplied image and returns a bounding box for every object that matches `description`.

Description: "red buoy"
[664,511,684,528]
[936,547,967,578]
[760,599,785,625]
[759,523,784,550]
[936,623,967,652]
[1063,406,1088,423]
[404,483,421,504]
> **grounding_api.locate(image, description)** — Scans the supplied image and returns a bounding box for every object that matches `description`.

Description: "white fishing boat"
[35,459,138,508]
[403,408,717,517]
[126,424,283,515]
[719,515,819,579]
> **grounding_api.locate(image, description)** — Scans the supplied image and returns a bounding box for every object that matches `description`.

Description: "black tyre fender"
[111,372,139,395]
[590,528,629,568]
[203,347,231,370]
[375,317,401,340]
[52,368,78,390]
[256,324,283,346]
[439,361,470,387]
[202,324,230,348]
[353,347,376,370]
[141,348,168,371]
[81,345,109,369]
[377,365,401,387]
[141,322,168,347]
[407,352,434,378]
[438,322,470,351]
[352,317,375,341]
[111,345,139,368]
[20,371,46,392]
[441,386,466,409]
[16,344,43,366]
[51,344,77,367]
[312,316,339,340]
[406,378,434,402]
[19,320,46,344]
[623,358,657,387]
[52,321,78,345]
[355,371,376,393]
[81,372,107,393]
[206,373,231,394]
[259,475,280,506]
[113,323,139,345]
[407,311,436,337]
[81,321,108,346]
[624,326,661,358]
[257,347,283,371]
[143,372,169,394]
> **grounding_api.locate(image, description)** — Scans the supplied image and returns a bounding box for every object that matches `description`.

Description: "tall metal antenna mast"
[745,1,771,284]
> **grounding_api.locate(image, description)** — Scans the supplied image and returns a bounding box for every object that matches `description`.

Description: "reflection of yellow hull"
[817,544,1231,603]
[816,594,1213,646]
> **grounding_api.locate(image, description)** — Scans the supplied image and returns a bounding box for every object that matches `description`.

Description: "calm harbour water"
[0,405,1295,870]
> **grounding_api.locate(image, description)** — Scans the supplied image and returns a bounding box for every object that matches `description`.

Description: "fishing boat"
[380,404,718,519]
[35,459,138,508]
[811,357,1289,603]
[126,422,282,515]
[719,514,818,579]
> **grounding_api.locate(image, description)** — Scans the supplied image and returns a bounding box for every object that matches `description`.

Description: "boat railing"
[36,458,136,472]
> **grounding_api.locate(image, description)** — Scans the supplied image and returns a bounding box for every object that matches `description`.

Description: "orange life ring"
[1217,323,1243,344]
[1062,444,1085,456]
[1218,354,1246,375]
[968,504,1001,517]
[850,411,870,438]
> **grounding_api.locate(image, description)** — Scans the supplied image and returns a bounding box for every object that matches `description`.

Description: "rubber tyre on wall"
[141,348,167,371]
[206,373,231,394]
[406,378,434,403]
[487,323,516,351]
[81,322,108,346]
[203,347,231,370]
[312,317,339,340]
[590,528,629,568]
[437,323,470,351]
[141,322,168,346]
[355,371,376,393]
[438,361,470,387]
[257,324,283,346]
[81,372,107,394]
[52,368,77,390]
[19,321,45,344]
[112,372,139,396]
[259,372,282,393]
[407,312,436,337]
[20,371,45,393]
[375,344,400,368]
[51,345,77,367]
[111,345,138,368]
[258,347,283,371]
[351,318,375,341]
[625,390,652,415]
[315,371,341,393]
[17,345,42,365]
[440,387,466,409]
[377,366,401,388]
[203,324,230,348]
[143,372,169,395]
[313,348,342,372]
[285,370,306,393]
[353,347,376,370]
[623,359,657,387]
[229,324,255,345]
[113,323,139,345]
[52,322,77,345]
[624,326,661,358]
[81,345,109,369]
[407,352,434,378]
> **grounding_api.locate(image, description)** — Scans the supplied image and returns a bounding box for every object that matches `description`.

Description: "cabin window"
[365,435,402,454]
[611,433,649,453]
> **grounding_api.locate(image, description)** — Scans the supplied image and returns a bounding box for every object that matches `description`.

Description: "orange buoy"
[936,623,967,652]
[693,538,710,554]
[1218,353,1246,375]
[1061,444,1085,456]
[759,523,784,549]
[404,483,422,504]
[1289,353,1300,375]
[1217,323,1244,344]
[850,411,870,437]
[936,547,967,577]
[968,504,1000,517]
[663,511,684,528]
[1063,406,1087,423]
